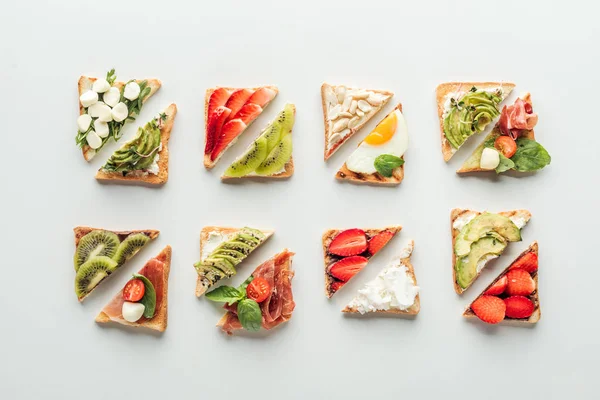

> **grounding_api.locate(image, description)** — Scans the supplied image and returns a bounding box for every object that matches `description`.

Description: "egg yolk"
[363,112,397,145]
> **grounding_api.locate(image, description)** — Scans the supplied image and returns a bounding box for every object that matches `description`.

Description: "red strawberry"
[329,256,368,282]
[484,275,508,296]
[225,88,254,120]
[205,106,231,154]
[471,295,506,324]
[506,269,535,296]
[329,229,368,256]
[210,120,247,161]
[504,296,535,319]
[246,87,277,107]
[367,230,395,255]
[509,252,538,273]
[330,281,345,293]
[233,103,263,125]
[208,88,231,117]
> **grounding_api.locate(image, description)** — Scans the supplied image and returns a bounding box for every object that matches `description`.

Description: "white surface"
[0,0,597,399]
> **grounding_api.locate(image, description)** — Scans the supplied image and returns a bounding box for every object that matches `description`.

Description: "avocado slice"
[456,236,507,289]
[194,263,227,287]
[102,118,161,172]
[203,257,236,277]
[455,213,521,257]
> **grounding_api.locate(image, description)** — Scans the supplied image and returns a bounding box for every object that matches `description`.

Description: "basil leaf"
[132,274,156,318]
[237,299,262,332]
[496,153,515,173]
[374,154,404,177]
[511,138,551,172]
[205,285,244,305]
[484,136,497,149]
[237,276,254,292]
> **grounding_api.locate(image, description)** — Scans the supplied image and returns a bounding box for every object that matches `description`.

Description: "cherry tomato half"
[246,277,271,303]
[123,279,145,302]
[494,136,517,158]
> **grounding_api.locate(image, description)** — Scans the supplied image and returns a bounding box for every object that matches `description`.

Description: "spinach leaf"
[496,153,515,173]
[511,138,551,172]
[237,299,262,332]
[132,274,156,318]
[374,154,404,177]
[205,285,245,305]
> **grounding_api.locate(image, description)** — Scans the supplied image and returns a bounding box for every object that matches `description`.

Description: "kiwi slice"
[204,257,236,276]
[224,137,268,177]
[261,124,283,154]
[74,230,120,271]
[275,104,295,136]
[255,133,292,176]
[75,256,118,299]
[112,233,150,266]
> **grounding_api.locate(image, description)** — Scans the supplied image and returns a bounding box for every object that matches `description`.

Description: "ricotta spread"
[452,211,478,231]
[476,254,499,273]
[509,215,528,229]
[201,231,229,261]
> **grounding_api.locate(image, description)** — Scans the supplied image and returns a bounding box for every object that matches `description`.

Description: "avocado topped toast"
[464,242,540,325]
[451,208,531,294]
[96,104,177,185]
[458,92,551,174]
[73,227,159,301]
[76,69,161,161]
[222,104,295,180]
[436,82,515,162]
[194,226,274,297]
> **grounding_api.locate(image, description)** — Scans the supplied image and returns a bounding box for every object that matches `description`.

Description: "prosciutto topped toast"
[216,250,295,335]
[96,245,171,332]
[204,86,278,169]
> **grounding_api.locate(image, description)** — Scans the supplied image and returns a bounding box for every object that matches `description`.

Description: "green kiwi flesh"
[224,136,268,177]
[75,256,118,299]
[74,230,120,271]
[112,233,150,266]
[255,133,292,176]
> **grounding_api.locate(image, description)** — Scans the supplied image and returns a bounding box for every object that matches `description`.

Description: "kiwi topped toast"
[73,227,159,301]
[222,104,296,180]
[322,83,393,160]
[96,104,177,185]
[194,226,274,297]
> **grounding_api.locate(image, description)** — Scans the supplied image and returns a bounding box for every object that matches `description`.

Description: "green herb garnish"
[205,276,262,332]
[374,154,404,177]
[510,138,551,171]
[237,299,262,332]
[132,273,156,318]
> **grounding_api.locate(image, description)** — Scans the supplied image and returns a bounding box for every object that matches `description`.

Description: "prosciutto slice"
[498,98,538,139]
[218,250,295,335]
[100,258,165,324]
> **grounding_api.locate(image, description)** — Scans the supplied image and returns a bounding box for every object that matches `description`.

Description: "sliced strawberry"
[504,296,535,319]
[471,295,506,324]
[246,87,277,107]
[484,275,508,296]
[205,107,231,154]
[233,103,263,125]
[210,119,247,161]
[208,88,232,117]
[506,268,535,296]
[509,252,538,273]
[329,256,368,282]
[367,230,395,256]
[330,281,345,293]
[329,229,368,257]
[225,88,254,120]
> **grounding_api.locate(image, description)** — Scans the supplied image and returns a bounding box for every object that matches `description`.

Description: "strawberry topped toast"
[96,245,171,332]
[464,242,540,325]
[204,86,278,169]
[205,250,295,335]
[323,226,401,298]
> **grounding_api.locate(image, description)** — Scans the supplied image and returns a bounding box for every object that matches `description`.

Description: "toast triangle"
[78,74,161,161]
[95,103,177,185]
[195,227,274,297]
[435,81,515,162]
[96,245,171,332]
[343,240,420,315]
[450,208,531,294]
[322,83,393,160]
[463,241,540,325]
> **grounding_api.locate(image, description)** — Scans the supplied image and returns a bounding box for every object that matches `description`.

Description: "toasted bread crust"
[95,245,171,332]
[435,82,515,162]
[322,83,393,160]
[195,226,274,297]
[95,103,177,185]
[463,242,540,325]
[323,226,402,298]
[335,103,405,185]
[343,240,420,315]
[73,226,160,247]
[203,86,279,169]
[78,75,162,161]
[450,208,531,294]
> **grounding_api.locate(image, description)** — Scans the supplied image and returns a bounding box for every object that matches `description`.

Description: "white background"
[0,0,597,398]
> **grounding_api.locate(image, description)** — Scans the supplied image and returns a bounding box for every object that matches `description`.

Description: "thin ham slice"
[218,250,295,335]
[499,98,538,139]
